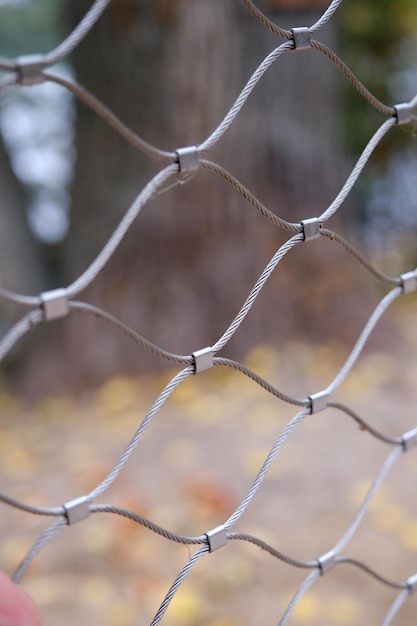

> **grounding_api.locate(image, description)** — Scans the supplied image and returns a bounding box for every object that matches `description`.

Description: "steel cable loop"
[279,570,321,626]
[44,72,176,163]
[334,447,402,554]
[88,366,194,501]
[1,0,416,622]
[239,0,292,39]
[43,0,111,66]
[0,286,40,308]
[325,287,402,396]
[12,519,68,584]
[213,233,304,353]
[328,402,402,446]
[225,408,310,530]
[200,41,293,153]
[67,164,178,298]
[215,357,308,407]
[319,118,396,223]
[240,0,343,40]
[90,505,207,545]
[310,41,395,117]
[228,533,317,569]
[200,160,301,233]
[0,493,64,517]
[0,0,110,86]
[150,546,210,626]
[0,310,43,363]
[309,0,344,34]
[336,558,407,591]
[69,301,193,366]
[320,229,400,286]
[381,590,411,626]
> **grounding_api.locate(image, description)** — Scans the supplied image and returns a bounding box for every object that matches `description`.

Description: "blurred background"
[0,0,415,395]
[0,1,417,625]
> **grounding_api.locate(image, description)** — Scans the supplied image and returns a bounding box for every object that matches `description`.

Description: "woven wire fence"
[1,0,417,624]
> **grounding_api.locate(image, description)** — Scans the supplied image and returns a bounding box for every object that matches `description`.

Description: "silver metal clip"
[401,428,417,452]
[63,496,90,526]
[40,288,69,321]
[400,270,417,295]
[291,27,311,51]
[301,218,321,241]
[192,347,214,374]
[176,146,199,176]
[318,550,336,575]
[16,55,46,86]
[206,525,227,552]
[394,103,412,126]
[407,573,417,594]
[309,391,329,414]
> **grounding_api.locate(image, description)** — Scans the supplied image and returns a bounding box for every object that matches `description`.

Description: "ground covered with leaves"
[1,303,417,626]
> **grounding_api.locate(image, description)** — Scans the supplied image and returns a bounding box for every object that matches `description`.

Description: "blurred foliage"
[0,0,63,58]
[339,0,417,159]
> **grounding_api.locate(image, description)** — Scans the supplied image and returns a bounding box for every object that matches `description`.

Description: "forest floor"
[0,301,417,626]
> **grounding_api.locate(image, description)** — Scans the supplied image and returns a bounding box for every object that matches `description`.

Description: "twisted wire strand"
[309,0,343,34]
[225,408,310,530]
[43,0,111,66]
[88,366,194,500]
[240,0,343,39]
[0,493,63,517]
[12,519,67,584]
[0,310,43,363]
[213,233,304,353]
[0,286,39,308]
[228,532,317,569]
[0,166,179,308]
[334,446,402,554]
[381,589,410,626]
[239,1,395,120]
[215,357,308,407]
[319,118,396,223]
[44,71,175,163]
[200,160,301,233]
[200,41,293,153]
[90,505,207,545]
[150,546,210,626]
[239,0,291,39]
[0,1,416,622]
[69,301,192,366]
[336,557,407,591]
[279,570,321,626]
[310,41,394,117]
[328,402,402,446]
[321,229,400,286]
[325,287,401,396]
[67,164,178,297]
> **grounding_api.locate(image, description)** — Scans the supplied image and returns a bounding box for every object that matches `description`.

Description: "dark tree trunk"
[0,132,44,330]
[37,0,355,390]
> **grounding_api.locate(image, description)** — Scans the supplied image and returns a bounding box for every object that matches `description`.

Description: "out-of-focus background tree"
[1,4,417,626]
[0,0,416,395]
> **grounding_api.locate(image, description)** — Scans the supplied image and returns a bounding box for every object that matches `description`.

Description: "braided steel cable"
[0,0,416,624]
[44,71,176,163]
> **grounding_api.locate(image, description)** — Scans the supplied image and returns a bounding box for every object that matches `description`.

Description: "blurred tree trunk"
[38,0,358,390]
[0,132,43,333]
